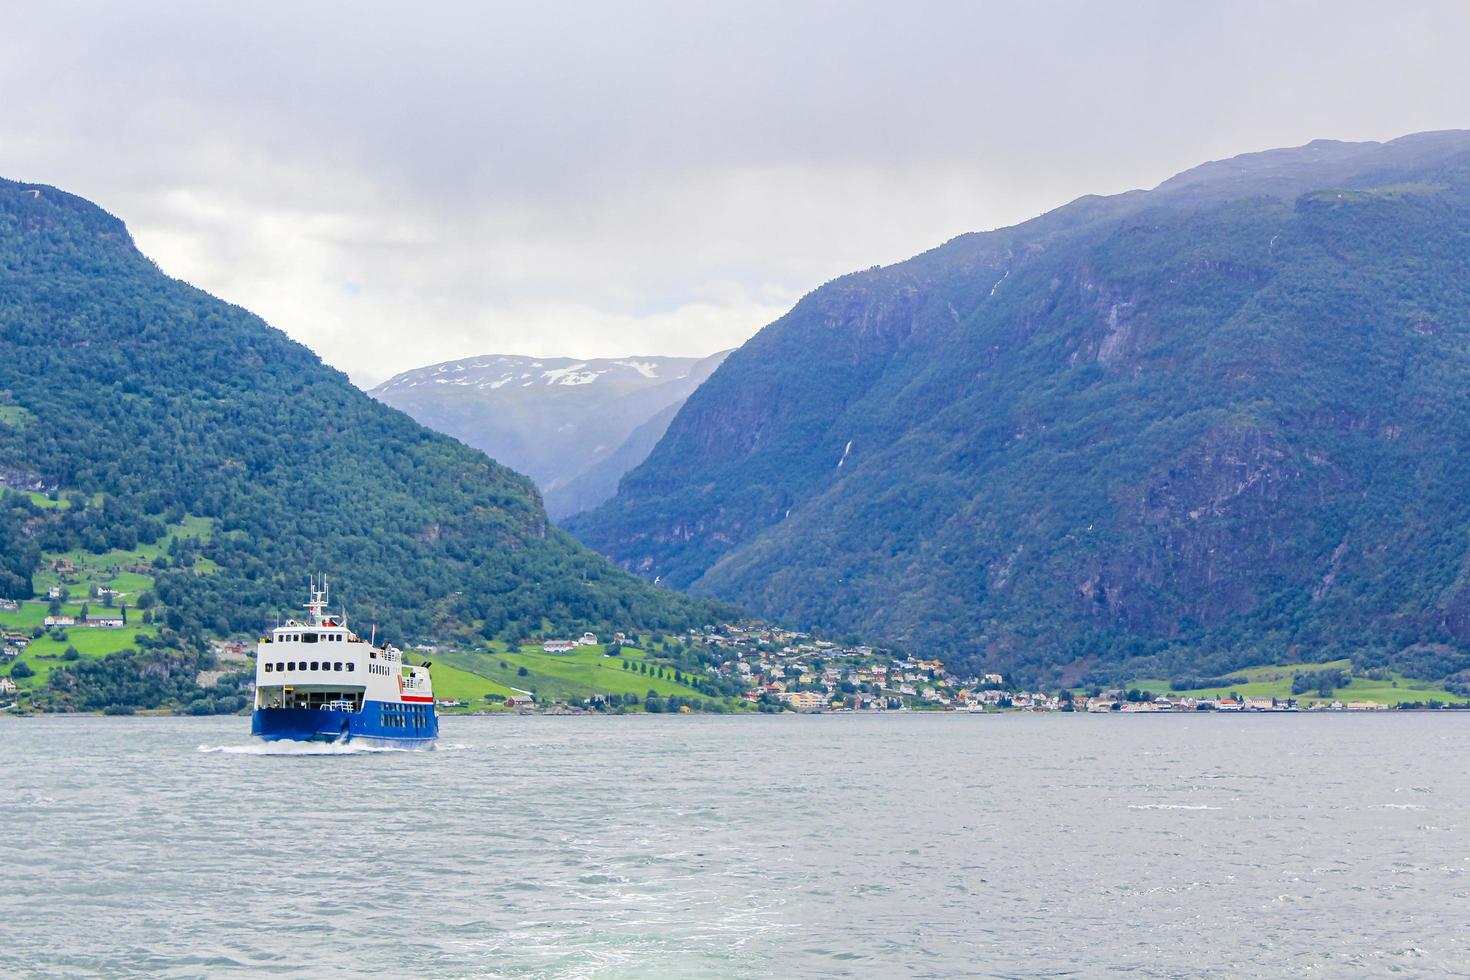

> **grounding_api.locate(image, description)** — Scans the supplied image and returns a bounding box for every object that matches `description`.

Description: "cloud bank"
[2,1,1467,385]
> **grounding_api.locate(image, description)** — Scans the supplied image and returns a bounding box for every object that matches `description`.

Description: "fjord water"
[6,715,1470,977]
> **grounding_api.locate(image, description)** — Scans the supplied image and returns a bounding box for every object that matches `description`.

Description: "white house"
[542,639,576,653]
[576,632,598,646]
[0,676,17,694]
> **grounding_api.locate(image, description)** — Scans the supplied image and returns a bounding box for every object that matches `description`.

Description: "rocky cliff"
[568,131,1470,684]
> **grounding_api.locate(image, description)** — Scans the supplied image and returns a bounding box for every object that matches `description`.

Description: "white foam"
[197,740,467,756]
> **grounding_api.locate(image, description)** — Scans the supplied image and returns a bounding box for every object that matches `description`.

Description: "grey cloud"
[1,1,1467,384]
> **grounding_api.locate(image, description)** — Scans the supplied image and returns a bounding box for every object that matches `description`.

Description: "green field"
[1126,659,1464,706]
[1,512,215,697]
[413,659,519,705]
[4,616,157,688]
[422,643,710,708]
[0,405,34,429]
[0,601,77,629]
[19,490,67,509]
[29,514,213,599]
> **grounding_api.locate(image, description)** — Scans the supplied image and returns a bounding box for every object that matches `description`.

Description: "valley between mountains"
[9,131,1470,712]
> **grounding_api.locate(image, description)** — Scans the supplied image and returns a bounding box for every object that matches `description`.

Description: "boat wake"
[197,741,468,756]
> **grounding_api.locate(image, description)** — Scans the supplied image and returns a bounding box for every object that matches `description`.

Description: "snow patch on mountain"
[542,364,601,385]
[612,360,662,378]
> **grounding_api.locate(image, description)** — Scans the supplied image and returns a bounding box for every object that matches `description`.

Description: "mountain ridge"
[567,130,1470,685]
[371,350,730,518]
[0,176,725,668]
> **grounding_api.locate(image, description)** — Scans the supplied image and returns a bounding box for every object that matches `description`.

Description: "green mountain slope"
[568,131,1470,685]
[0,178,724,663]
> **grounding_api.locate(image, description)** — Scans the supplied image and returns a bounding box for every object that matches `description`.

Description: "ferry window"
[308,661,318,671]
[287,662,296,670]
[346,663,354,672]
[264,663,273,673]
[333,662,341,671]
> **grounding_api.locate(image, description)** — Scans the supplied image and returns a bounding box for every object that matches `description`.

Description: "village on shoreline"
[433,623,1470,716]
[5,581,1467,714]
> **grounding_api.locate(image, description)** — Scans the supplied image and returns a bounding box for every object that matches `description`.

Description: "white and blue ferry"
[251,581,437,745]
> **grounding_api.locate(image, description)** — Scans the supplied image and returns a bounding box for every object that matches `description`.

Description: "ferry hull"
[251,704,438,744]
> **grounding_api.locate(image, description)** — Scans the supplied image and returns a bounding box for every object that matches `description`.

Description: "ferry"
[251,581,438,745]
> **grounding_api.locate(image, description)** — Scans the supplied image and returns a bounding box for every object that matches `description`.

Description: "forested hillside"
[568,131,1470,686]
[0,178,724,706]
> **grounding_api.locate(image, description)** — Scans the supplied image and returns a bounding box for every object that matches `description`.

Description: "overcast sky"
[2,2,1467,387]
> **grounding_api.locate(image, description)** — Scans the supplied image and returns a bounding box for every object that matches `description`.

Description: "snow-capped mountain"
[369,352,730,518]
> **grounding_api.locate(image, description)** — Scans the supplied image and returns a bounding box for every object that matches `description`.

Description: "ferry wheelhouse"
[251,581,437,744]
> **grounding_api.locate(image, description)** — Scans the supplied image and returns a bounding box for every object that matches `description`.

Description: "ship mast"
[305,574,329,626]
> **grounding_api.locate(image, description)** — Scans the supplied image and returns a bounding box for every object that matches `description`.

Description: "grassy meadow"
[1125,659,1463,707]
[29,514,213,598]
[1,512,212,695]
[415,641,712,710]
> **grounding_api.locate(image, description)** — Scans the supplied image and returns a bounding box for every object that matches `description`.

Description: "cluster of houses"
[690,623,979,711]
[42,614,125,629]
[541,632,599,653]
[2,631,29,663]
[1074,693,1386,712]
[685,625,1405,712]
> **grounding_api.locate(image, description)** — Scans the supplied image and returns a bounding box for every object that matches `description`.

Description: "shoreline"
[6,705,1470,720]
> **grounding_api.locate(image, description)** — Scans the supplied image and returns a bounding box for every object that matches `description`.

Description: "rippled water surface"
[6,713,1470,977]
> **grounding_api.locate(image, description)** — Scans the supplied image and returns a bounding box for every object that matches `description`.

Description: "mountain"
[544,399,686,519]
[568,131,1470,686]
[0,177,725,661]
[370,351,730,518]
